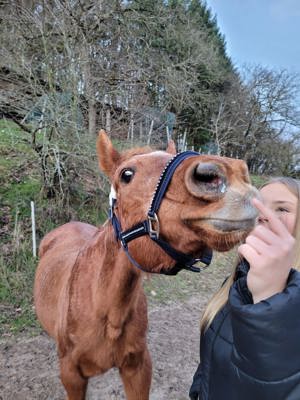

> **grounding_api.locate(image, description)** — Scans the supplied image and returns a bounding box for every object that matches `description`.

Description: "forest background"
[1,0,300,333]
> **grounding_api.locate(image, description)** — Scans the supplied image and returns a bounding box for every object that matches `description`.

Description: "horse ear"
[166,139,177,155]
[97,130,121,179]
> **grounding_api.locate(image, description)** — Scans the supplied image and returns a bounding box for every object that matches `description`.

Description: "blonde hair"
[201,177,300,332]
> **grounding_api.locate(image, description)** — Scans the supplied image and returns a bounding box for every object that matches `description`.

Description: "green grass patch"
[0,119,40,221]
[0,119,33,161]
[1,179,41,217]
[0,118,29,141]
[0,302,38,337]
[143,251,236,306]
[0,241,40,336]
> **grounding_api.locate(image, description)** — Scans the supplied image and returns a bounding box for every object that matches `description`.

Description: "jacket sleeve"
[189,363,202,400]
[228,269,300,399]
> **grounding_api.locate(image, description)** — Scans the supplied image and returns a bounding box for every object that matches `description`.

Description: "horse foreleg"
[119,348,152,400]
[59,356,88,400]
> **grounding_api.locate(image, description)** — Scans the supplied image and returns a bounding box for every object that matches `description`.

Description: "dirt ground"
[0,260,230,400]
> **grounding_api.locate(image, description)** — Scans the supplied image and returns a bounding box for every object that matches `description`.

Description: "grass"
[0,241,40,336]
[143,251,235,306]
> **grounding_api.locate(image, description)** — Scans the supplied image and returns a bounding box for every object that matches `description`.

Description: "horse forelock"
[120,146,153,162]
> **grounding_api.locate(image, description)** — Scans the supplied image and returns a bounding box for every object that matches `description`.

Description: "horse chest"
[77,331,146,378]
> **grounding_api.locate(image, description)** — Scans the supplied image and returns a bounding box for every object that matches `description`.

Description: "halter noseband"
[109,151,213,275]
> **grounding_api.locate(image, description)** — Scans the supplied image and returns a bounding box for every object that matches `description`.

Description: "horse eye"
[120,169,135,184]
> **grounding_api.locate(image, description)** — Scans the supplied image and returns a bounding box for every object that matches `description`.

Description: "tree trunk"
[88,99,97,136]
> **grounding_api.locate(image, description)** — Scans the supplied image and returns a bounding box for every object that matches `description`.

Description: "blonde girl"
[190,177,300,400]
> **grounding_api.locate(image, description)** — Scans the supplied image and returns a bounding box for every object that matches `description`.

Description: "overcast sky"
[205,0,300,73]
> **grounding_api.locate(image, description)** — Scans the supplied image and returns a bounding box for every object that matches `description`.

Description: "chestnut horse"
[34,130,258,400]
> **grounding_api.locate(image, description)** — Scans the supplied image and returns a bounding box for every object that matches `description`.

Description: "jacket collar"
[235,258,250,280]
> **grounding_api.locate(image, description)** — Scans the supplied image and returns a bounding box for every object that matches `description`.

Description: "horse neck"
[88,223,144,331]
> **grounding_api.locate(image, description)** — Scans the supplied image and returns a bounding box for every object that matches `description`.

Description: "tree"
[208,66,300,175]
[0,0,236,197]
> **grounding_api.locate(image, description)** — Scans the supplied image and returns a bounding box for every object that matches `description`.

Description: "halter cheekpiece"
[109,150,213,275]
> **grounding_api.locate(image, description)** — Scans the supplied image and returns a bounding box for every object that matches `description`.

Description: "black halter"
[109,151,213,275]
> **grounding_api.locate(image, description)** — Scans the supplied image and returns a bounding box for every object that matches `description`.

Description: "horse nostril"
[193,163,226,194]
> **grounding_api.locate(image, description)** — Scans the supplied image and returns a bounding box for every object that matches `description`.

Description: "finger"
[245,234,270,255]
[250,224,279,245]
[238,243,260,264]
[252,198,290,237]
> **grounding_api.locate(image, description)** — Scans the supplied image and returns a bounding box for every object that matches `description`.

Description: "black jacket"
[189,261,300,400]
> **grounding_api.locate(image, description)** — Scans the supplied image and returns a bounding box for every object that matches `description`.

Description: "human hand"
[238,198,295,303]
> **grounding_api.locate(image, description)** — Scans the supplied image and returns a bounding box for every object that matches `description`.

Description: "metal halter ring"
[148,213,160,240]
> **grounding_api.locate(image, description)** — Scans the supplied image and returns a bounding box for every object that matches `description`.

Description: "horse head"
[97,130,258,273]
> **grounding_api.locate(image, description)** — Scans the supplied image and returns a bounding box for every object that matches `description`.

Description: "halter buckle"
[148,213,160,240]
